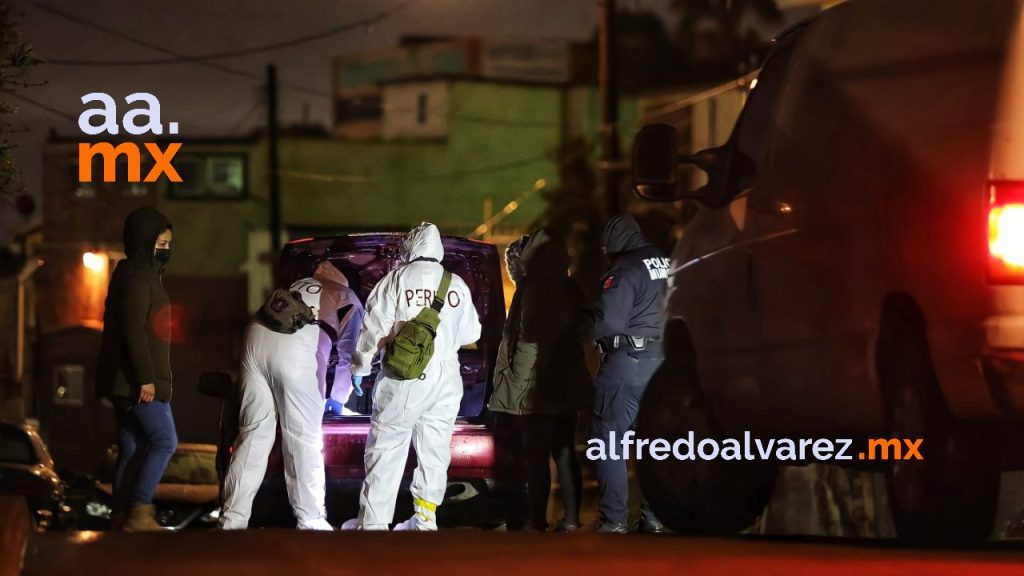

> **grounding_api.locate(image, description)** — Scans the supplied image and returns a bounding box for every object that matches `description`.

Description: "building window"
[116,157,152,197]
[168,154,247,200]
[69,156,99,198]
[335,95,383,123]
[417,93,428,125]
[68,155,154,198]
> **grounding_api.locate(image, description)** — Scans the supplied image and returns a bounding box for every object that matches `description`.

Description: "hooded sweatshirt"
[587,214,669,341]
[97,207,175,402]
[489,229,591,415]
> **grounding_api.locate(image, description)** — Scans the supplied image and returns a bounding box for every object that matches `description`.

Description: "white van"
[632,0,1024,541]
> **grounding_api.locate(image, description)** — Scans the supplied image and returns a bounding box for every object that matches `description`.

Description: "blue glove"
[325,398,344,415]
[353,376,364,397]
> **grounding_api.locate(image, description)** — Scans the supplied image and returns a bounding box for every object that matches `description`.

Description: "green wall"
[278,82,566,234]
[157,81,640,280]
[155,143,267,279]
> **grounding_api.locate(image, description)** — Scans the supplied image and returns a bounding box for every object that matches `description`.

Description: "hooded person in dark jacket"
[97,206,178,531]
[587,214,669,533]
[490,229,590,531]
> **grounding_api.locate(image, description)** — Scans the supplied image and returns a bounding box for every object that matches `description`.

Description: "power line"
[418,155,549,181]
[3,90,77,122]
[23,0,329,98]
[226,100,264,135]
[278,155,550,186]
[35,0,416,66]
[280,169,374,184]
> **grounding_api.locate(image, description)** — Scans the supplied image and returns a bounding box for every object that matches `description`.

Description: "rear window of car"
[0,426,37,465]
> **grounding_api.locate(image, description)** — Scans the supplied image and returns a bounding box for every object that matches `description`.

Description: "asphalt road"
[22,530,1024,576]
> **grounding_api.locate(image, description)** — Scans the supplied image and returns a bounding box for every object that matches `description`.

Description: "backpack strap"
[318,320,339,346]
[430,271,452,312]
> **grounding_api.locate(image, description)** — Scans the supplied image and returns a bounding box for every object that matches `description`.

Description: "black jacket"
[490,230,591,415]
[97,207,174,402]
[587,214,669,341]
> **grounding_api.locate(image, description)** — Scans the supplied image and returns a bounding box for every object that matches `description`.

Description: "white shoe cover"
[298,518,334,531]
[393,514,437,532]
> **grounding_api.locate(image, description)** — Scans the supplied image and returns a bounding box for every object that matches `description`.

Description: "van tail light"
[989,180,1024,284]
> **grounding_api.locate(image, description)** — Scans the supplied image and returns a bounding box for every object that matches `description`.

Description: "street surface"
[23,529,1024,576]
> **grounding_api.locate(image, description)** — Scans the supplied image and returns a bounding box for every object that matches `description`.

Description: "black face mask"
[154,248,172,264]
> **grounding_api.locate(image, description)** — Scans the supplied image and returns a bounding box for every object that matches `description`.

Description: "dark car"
[201,233,505,527]
[0,421,69,530]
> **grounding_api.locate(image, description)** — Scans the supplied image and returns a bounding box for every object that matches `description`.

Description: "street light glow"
[83,252,105,272]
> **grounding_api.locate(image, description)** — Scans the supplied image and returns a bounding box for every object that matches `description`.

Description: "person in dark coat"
[490,229,590,531]
[97,206,178,531]
[587,214,669,533]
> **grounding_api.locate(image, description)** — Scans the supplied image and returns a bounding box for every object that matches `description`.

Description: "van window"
[736,43,795,161]
[715,37,798,202]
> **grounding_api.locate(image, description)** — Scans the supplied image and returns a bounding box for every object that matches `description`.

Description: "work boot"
[638,504,670,534]
[123,504,163,532]
[638,518,671,534]
[109,510,126,532]
[553,518,580,533]
[595,521,629,534]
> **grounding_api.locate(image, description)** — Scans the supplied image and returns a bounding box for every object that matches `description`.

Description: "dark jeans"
[591,350,661,526]
[113,398,178,508]
[494,412,583,530]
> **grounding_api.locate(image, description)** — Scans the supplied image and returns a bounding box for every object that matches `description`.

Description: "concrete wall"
[383,81,451,140]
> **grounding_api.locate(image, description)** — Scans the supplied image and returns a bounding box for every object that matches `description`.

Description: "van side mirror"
[199,372,233,399]
[632,124,725,204]
[633,124,680,201]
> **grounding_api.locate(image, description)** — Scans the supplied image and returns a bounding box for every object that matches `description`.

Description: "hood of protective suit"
[123,206,172,266]
[314,260,349,287]
[602,214,648,255]
[402,222,444,263]
[520,228,568,282]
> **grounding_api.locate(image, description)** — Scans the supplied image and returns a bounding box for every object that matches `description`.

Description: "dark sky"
[1,0,678,239]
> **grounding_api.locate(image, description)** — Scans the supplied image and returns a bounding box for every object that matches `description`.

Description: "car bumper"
[264,417,497,481]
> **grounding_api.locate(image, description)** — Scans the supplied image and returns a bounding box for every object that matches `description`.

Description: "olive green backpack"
[385,271,452,380]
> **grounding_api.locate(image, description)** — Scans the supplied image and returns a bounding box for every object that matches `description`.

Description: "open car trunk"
[280,234,506,420]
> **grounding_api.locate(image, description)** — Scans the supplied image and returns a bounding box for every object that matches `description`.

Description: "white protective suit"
[220,266,360,530]
[351,223,481,531]
[314,261,364,407]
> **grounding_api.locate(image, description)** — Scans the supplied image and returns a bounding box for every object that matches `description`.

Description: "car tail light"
[989,181,1024,284]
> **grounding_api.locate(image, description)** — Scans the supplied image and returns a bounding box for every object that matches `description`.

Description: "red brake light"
[989,181,1024,284]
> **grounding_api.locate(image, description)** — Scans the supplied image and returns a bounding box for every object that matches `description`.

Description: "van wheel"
[636,361,776,534]
[878,301,999,543]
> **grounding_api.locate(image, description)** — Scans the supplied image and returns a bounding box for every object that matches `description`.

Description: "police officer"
[587,214,669,533]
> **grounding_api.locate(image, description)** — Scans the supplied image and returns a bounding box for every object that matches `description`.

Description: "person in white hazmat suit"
[344,222,481,531]
[219,260,362,530]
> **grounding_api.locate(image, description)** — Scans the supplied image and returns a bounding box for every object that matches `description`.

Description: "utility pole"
[267,64,282,258]
[598,0,621,218]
